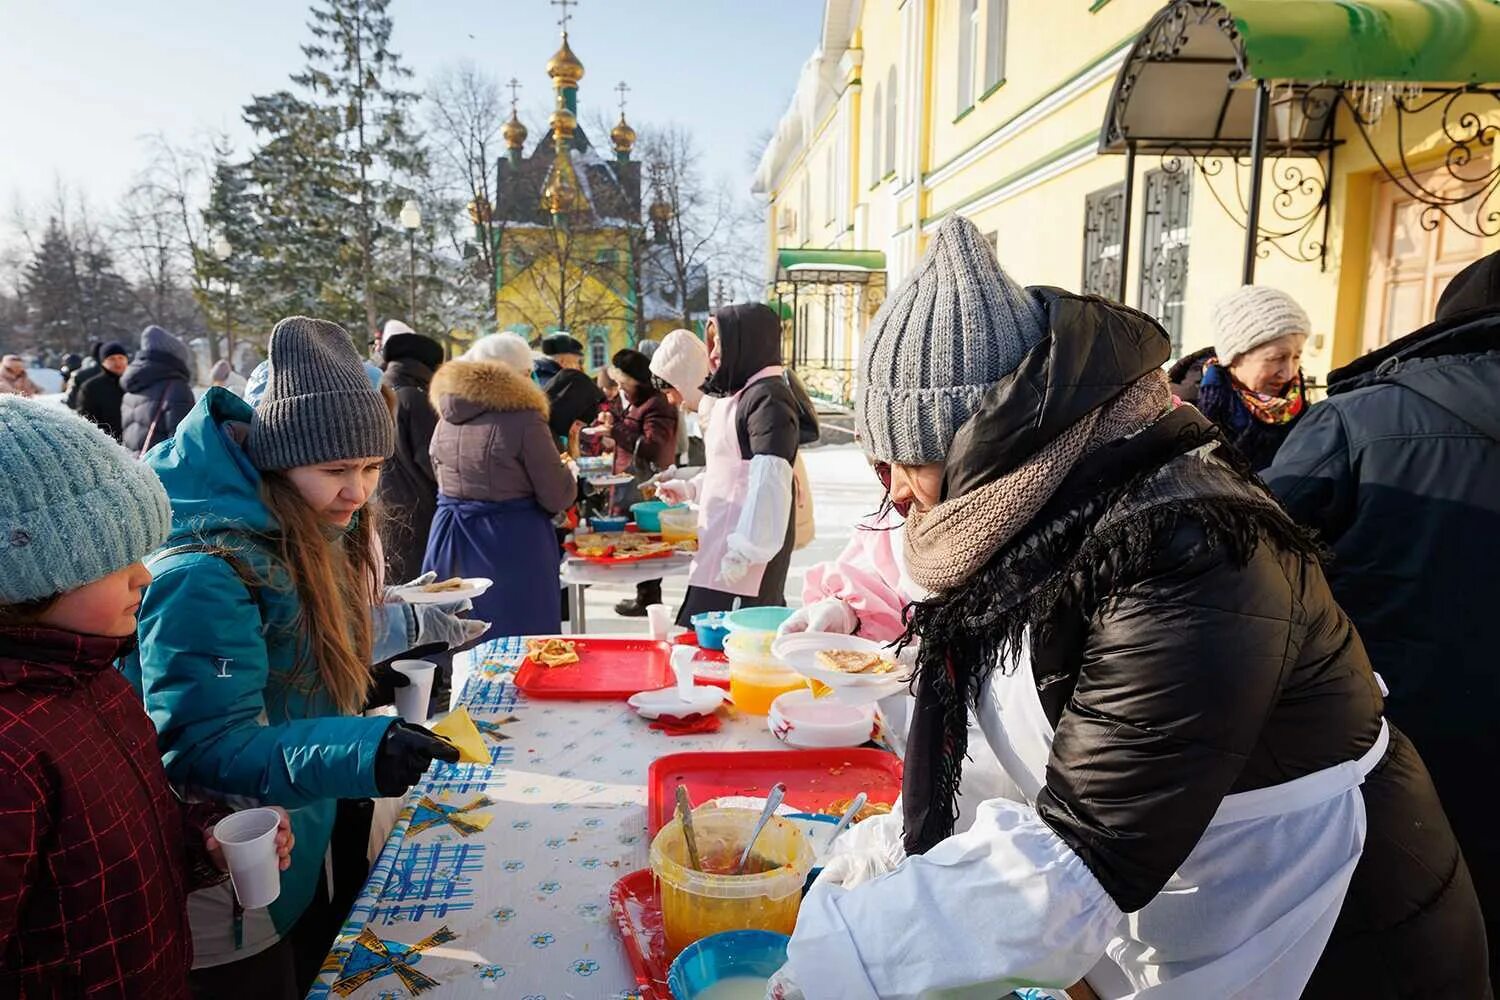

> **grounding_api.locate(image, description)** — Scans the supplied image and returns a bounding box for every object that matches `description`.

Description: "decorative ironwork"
[1156,142,1333,268]
[1138,167,1192,353]
[1082,182,1126,299]
[1101,0,1245,152]
[1339,84,1500,238]
[772,271,886,407]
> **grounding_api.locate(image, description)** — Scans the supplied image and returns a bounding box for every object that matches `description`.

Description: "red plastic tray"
[514,637,673,700]
[609,869,669,1000]
[565,533,680,565]
[647,748,903,834]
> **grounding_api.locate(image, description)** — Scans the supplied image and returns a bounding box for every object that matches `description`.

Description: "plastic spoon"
[675,785,702,872]
[827,792,868,846]
[735,782,787,875]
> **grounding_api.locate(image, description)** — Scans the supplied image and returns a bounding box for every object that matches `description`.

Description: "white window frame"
[871,81,884,185]
[885,67,898,177]
[957,0,979,114]
[984,0,1007,93]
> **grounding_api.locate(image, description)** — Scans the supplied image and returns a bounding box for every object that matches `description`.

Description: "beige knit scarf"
[904,369,1173,594]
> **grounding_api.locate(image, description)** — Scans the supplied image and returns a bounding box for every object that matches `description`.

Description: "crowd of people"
[2,209,1497,999]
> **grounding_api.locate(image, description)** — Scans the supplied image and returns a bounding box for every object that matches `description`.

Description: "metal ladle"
[675,785,702,871]
[735,782,787,875]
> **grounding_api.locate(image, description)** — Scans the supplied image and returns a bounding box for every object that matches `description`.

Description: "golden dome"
[610,114,637,153]
[549,106,577,141]
[648,199,672,223]
[542,153,582,216]
[503,112,528,149]
[547,34,585,86]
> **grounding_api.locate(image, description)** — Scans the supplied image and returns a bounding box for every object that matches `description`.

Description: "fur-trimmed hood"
[430,359,549,424]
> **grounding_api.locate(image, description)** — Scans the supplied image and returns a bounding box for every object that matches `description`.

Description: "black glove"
[374,721,461,797]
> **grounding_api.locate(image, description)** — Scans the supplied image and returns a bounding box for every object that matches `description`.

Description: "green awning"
[776,249,886,272]
[1225,0,1500,85]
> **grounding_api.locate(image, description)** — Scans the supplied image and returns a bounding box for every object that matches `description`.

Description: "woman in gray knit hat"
[1167,284,1312,470]
[121,317,470,999]
[769,217,1485,999]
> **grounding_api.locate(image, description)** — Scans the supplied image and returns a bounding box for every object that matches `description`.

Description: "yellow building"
[754,0,1500,403]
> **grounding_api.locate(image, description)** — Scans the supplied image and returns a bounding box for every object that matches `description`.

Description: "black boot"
[615,579,662,617]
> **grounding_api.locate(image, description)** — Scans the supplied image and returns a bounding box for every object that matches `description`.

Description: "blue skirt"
[423,495,561,641]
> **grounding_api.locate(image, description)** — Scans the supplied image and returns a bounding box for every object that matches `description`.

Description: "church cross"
[551,0,577,33]
[615,80,630,116]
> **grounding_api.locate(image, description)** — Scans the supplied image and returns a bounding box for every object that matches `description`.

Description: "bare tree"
[498,222,636,338]
[425,62,509,325]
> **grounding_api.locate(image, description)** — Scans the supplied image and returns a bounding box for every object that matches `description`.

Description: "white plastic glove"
[812,809,906,892]
[384,571,436,602]
[655,478,693,505]
[765,965,805,1000]
[719,545,751,586]
[412,599,490,651]
[777,597,859,638]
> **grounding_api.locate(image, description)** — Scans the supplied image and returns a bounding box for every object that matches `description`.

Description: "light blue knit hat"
[0,397,171,604]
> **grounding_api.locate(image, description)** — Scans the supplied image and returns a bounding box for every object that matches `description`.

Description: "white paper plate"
[627,684,726,720]
[585,473,634,487]
[393,577,493,605]
[771,631,912,689]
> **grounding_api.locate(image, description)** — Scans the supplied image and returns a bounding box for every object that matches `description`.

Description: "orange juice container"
[650,807,814,961]
[725,630,806,715]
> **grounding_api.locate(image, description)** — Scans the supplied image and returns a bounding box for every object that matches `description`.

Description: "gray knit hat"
[0,396,171,604]
[1211,285,1311,365]
[245,316,395,471]
[856,215,1048,464]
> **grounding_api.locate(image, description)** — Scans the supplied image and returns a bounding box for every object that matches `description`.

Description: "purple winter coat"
[428,360,577,514]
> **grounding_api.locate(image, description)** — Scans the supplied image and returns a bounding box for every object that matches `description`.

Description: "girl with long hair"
[124,318,459,1000]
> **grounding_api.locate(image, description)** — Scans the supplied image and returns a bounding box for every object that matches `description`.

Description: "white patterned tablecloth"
[308,636,795,1000]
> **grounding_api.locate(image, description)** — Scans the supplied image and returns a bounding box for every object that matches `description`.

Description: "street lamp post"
[211,235,234,364]
[400,199,422,321]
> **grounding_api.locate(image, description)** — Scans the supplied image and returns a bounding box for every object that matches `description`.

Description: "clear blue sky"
[0,0,822,214]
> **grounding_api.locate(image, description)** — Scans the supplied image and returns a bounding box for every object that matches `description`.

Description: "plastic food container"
[768,688,876,748]
[631,500,688,533]
[725,605,795,643]
[667,929,790,1000]
[650,808,813,961]
[590,515,628,532]
[728,659,808,716]
[691,611,731,651]
[658,505,699,543]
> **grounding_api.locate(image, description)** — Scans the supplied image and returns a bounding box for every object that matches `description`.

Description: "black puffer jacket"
[77,367,125,441]
[905,289,1488,996]
[120,326,195,456]
[1267,256,1500,986]
[379,357,441,584]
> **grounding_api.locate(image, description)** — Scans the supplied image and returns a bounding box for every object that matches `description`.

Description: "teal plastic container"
[630,500,687,533]
[667,930,790,999]
[725,605,795,636]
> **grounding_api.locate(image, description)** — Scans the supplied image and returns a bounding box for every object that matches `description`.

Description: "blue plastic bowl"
[630,499,687,533]
[667,929,790,999]
[691,611,731,651]
[725,605,795,636]
[589,515,629,533]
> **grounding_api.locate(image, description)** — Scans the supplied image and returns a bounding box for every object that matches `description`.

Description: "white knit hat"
[650,329,710,410]
[1211,285,1311,365]
[463,332,534,375]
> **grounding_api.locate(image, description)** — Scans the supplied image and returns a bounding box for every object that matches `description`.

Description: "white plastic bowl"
[767,688,876,748]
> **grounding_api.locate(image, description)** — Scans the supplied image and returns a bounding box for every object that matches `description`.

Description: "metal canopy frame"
[1100,0,1500,295]
[771,259,888,406]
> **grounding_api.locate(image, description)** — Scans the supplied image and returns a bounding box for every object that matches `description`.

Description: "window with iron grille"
[1081,182,1125,300]
[1138,168,1192,353]
[588,329,608,371]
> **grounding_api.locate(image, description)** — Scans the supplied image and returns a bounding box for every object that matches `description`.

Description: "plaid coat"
[0,626,220,998]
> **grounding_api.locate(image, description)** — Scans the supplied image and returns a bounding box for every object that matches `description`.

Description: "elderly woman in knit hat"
[769,217,1485,1000]
[122,317,466,999]
[1168,285,1311,470]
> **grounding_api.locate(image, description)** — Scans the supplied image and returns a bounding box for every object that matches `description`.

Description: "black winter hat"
[100,341,130,361]
[382,331,445,370]
[610,348,654,386]
[542,332,585,357]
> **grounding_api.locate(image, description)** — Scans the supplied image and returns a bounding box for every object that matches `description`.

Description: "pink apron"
[688,365,783,597]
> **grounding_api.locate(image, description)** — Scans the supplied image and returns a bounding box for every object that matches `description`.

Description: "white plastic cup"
[213,807,283,909]
[646,603,672,640]
[392,659,437,725]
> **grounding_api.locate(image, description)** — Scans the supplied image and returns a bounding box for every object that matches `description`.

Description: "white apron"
[975,635,1388,999]
[687,365,783,597]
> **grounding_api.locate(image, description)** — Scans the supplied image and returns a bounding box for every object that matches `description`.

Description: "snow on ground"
[577,441,883,635]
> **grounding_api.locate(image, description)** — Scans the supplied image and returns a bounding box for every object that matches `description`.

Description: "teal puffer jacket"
[120,388,394,963]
